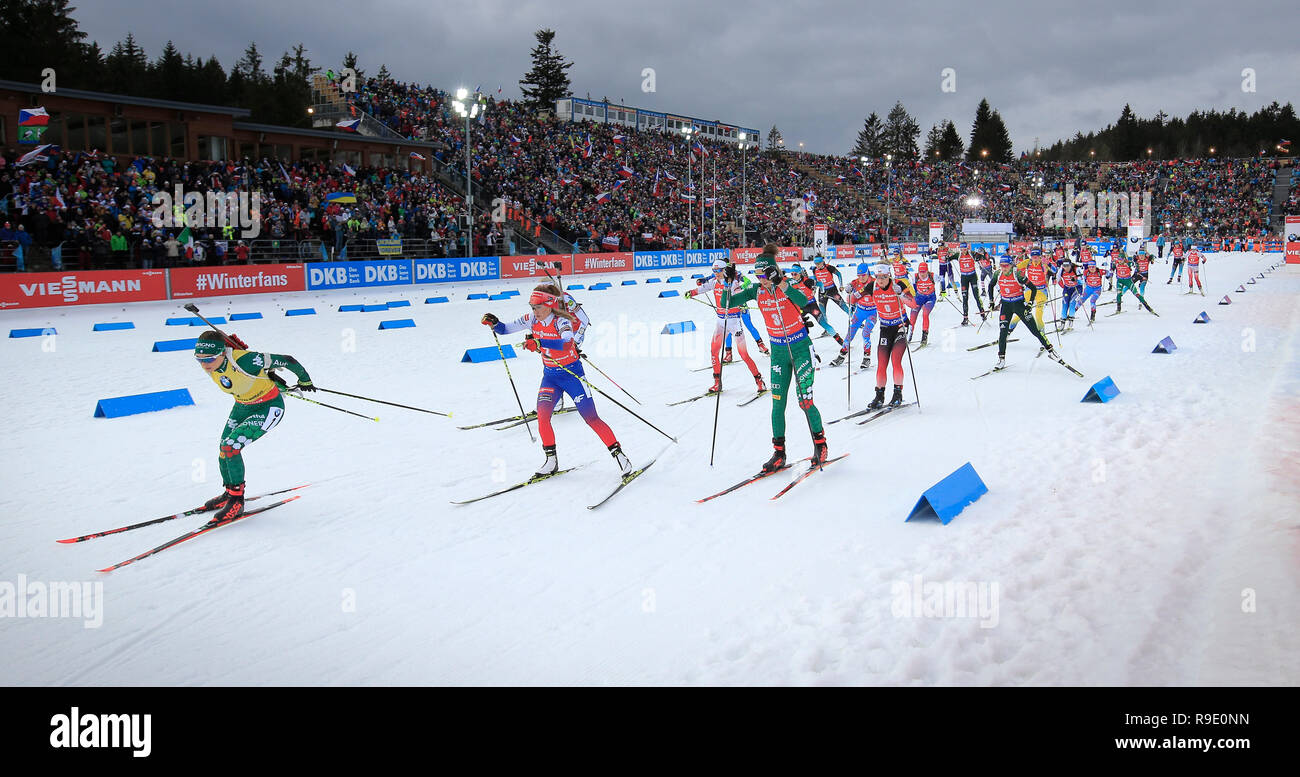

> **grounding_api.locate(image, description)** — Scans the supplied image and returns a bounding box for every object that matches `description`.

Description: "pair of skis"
[457,407,576,430]
[697,454,850,503]
[669,389,766,407]
[58,485,309,571]
[452,445,671,509]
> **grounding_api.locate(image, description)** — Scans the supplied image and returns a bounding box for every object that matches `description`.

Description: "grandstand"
[554,97,760,148]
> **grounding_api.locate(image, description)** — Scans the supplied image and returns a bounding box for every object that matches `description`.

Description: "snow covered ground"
[1,253,1296,686]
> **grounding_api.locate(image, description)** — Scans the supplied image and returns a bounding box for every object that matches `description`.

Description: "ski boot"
[609,443,633,476]
[995,356,1006,370]
[866,386,886,410]
[756,339,770,355]
[753,374,766,393]
[1089,309,1096,323]
[760,437,787,474]
[708,373,722,393]
[534,445,559,477]
[722,347,734,363]
[961,316,971,326]
[919,330,929,346]
[208,483,245,525]
[811,431,829,465]
[202,485,237,512]
[828,349,847,368]
[861,353,872,370]
[888,385,904,407]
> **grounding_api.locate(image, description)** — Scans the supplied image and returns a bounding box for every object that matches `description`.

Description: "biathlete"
[685,260,766,394]
[863,263,917,409]
[194,330,314,524]
[1016,248,1052,331]
[1167,242,1185,284]
[993,256,1057,368]
[829,263,877,368]
[482,284,633,478]
[907,260,937,347]
[727,246,828,472]
[1186,248,1206,295]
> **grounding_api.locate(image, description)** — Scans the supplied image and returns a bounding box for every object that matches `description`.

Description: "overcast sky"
[73,0,1300,156]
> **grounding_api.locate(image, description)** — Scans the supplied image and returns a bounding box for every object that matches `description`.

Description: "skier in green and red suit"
[193,330,314,524]
[994,255,1057,370]
[728,245,828,472]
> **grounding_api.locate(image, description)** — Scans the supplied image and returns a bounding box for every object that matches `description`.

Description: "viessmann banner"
[0,269,168,309]
[170,264,306,298]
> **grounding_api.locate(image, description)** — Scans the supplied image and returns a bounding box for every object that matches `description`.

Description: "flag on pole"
[18,108,49,126]
[583,134,592,159]
[335,118,361,132]
[653,169,662,197]
[612,135,626,145]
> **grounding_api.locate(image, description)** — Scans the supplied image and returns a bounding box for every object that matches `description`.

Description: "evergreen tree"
[882,101,920,159]
[851,112,885,157]
[939,120,964,160]
[376,64,391,82]
[341,50,361,80]
[967,98,1012,161]
[922,123,945,158]
[0,0,88,83]
[767,125,784,151]
[987,109,1014,162]
[156,40,185,101]
[518,28,573,112]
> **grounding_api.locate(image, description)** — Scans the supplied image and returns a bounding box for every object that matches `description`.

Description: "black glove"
[481,313,499,327]
[295,379,316,393]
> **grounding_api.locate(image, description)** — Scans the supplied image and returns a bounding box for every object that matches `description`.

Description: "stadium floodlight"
[306,107,314,115]
[452,88,486,258]
[981,149,988,158]
[966,197,983,208]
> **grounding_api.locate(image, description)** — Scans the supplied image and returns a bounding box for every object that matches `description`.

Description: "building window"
[130,120,148,155]
[150,122,166,157]
[110,116,127,154]
[170,123,186,157]
[87,115,107,152]
[197,135,228,160]
[64,113,85,151]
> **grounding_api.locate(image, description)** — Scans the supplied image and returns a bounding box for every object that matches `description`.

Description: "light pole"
[885,153,893,246]
[452,88,485,257]
[860,155,868,243]
[682,126,695,249]
[739,132,748,246]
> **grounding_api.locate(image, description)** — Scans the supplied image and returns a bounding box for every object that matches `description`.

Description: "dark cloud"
[74,0,1300,156]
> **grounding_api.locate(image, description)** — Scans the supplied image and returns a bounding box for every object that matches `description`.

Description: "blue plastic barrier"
[229,312,262,321]
[667,276,683,283]
[905,462,988,525]
[362,304,387,312]
[93,322,134,332]
[691,273,706,279]
[500,290,520,297]
[189,316,224,326]
[425,297,449,304]
[659,290,680,298]
[9,327,54,338]
[387,300,411,308]
[379,319,416,330]
[622,280,637,286]
[152,337,198,352]
[462,345,516,362]
[567,284,585,291]
[1082,376,1121,403]
[661,321,697,334]
[165,317,192,326]
[285,308,316,316]
[1218,295,1231,305]
[1193,311,1211,324]
[646,278,662,284]
[488,294,511,300]
[94,388,194,418]
[467,293,489,300]
[339,304,364,312]
[1152,336,1176,354]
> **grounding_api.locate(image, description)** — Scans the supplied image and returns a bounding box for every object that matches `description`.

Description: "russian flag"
[704,197,716,207]
[410,151,427,161]
[18,107,49,126]
[509,135,522,145]
[612,135,626,145]
[336,118,361,132]
[595,191,612,204]
[602,235,620,247]
[612,178,628,191]
[617,165,634,178]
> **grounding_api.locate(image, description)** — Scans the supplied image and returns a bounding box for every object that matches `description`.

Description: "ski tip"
[55,537,79,544]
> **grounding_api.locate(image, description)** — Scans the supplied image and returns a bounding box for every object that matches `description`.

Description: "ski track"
[0,254,1296,685]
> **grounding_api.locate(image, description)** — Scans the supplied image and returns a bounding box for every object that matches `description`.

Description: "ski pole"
[708,284,732,467]
[551,361,677,443]
[283,390,379,421]
[490,329,536,443]
[579,353,641,406]
[313,387,452,417]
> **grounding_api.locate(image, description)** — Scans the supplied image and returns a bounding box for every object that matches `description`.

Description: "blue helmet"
[857,262,871,275]
[998,255,1012,266]
[790,263,803,274]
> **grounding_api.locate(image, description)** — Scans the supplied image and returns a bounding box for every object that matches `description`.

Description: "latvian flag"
[612,135,627,145]
[595,191,612,204]
[336,118,361,132]
[617,165,635,178]
[18,107,50,126]
[410,151,427,161]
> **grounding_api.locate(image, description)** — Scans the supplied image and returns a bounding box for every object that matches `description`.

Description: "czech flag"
[509,135,522,146]
[663,169,677,181]
[342,163,356,177]
[336,119,361,132]
[692,140,707,158]
[595,191,612,204]
[612,135,626,145]
[17,144,57,166]
[617,165,634,178]
[18,107,49,126]
[583,134,592,159]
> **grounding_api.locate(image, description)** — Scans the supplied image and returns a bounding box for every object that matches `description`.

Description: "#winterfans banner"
[0,269,168,309]
[571,252,632,274]
[929,222,944,250]
[169,264,305,299]
[1286,216,1300,264]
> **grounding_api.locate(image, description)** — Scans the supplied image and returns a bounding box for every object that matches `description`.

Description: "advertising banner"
[684,248,729,268]
[570,252,632,274]
[0,269,167,309]
[1286,217,1300,264]
[412,257,500,284]
[170,264,305,299]
[633,251,686,270]
[305,260,413,290]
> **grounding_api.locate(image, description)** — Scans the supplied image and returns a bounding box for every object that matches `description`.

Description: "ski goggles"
[528,290,560,307]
